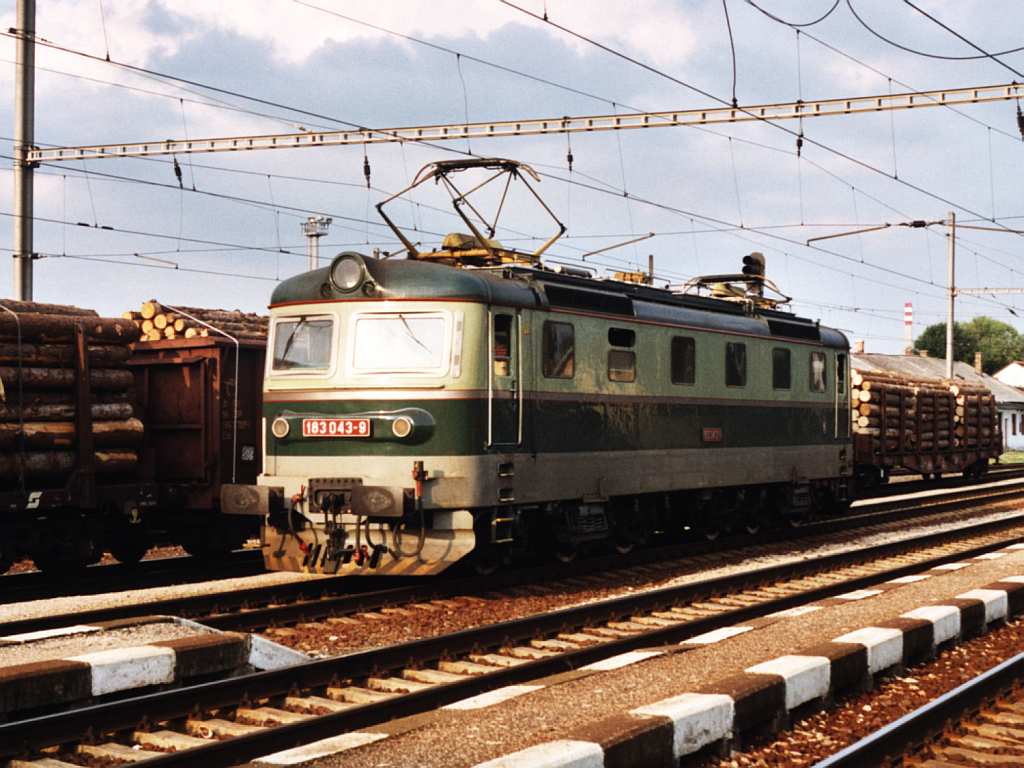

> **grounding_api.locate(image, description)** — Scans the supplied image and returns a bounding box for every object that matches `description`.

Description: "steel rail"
[4,513,1024,765]
[863,466,1024,500]
[813,651,1024,767]
[2,480,1021,636]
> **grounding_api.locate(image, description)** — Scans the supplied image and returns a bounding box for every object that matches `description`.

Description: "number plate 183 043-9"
[302,418,371,438]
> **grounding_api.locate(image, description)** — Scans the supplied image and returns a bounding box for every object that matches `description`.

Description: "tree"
[913,321,978,364]
[967,316,1024,374]
[913,316,1023,374]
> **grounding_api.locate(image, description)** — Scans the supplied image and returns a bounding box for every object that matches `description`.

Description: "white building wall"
[994,363,1024,389]
[1000,406,1024,452]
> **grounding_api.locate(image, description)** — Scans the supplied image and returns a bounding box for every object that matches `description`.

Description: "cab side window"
[772,348,791,389]
[810,351,827,392]
[542,321,575,379]
[493,314,512,377]
[607,327,636,382]
[726,342,746,387]
[671,336,695,384]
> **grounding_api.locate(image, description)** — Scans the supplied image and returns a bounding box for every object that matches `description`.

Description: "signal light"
[742,251,765,279]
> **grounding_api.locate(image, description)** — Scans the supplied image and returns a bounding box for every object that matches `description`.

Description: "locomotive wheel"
[472,545,504,576]
[702,526,721,541]
[554,540,578,563]
[613,536,635,555]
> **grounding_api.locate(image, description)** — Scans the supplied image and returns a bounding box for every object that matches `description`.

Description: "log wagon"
[0,300,268,572]
[0,300,156,572]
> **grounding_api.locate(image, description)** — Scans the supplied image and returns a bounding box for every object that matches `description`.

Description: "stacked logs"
[0,299,142,483]
[851,368,998,454]
[124,300,267,342]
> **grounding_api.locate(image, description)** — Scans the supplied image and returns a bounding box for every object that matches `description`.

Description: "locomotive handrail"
[161,304,240,484]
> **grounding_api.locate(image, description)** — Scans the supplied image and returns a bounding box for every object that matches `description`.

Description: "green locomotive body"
[231,249,852,575]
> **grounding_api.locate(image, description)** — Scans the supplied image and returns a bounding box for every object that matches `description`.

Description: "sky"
[2,0,1024,353]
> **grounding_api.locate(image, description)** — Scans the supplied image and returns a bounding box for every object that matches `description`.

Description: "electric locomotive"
[223,159,853,574]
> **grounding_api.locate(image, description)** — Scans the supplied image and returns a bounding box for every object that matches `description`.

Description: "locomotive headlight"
[271,417,291,439]
[391,416,413,439]
[329,252,366,293]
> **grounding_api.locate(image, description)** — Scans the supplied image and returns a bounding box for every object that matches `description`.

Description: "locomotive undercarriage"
[260,474,851,575]
[484,476,850,568]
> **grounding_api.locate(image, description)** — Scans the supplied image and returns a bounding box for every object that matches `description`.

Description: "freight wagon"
[1,305,264,573]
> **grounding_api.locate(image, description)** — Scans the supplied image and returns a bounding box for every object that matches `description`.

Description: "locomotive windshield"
[272,316,333,371]
[352,312,450,374]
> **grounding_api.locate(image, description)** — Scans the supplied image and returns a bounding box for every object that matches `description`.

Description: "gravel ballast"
[0,569,327,624]
[706,615,1024,767]
[315,536,1024,768]
[0,620,209,666]
[275,505,1024,657]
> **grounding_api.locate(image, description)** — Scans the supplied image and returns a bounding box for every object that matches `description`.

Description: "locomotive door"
[487,309,523,449]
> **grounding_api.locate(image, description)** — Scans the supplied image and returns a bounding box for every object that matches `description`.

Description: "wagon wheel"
[30,512,100,574]
[108,528,149,565]
[105,503,150,565]
[0,536,13,574]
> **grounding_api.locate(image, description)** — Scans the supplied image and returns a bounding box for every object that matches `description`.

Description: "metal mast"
[945,212,956,380]
[301,216,331,271]
[12,0,35,300]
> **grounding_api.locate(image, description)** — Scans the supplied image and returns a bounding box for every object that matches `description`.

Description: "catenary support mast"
[12,0,36,300]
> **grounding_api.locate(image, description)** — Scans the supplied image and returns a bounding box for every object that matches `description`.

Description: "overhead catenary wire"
[9,13,1024,323]
[900,0,1024,81]
[499,0,1024,243]
[744,0,841,28]
[845,0,1024,64]
[9,16,1019,286]
[500,0,1024,321]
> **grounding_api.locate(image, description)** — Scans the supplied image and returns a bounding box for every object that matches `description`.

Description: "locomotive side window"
[493,314,512,377]
[772,348,791,389]
[725,342,746,387]
[608,350,636,382]
[671,336,695,384]
[272,317,333,371]
[810,351,827,392]
[607,326,636,382]
[837,353,847,394]
[542,321,575,379]
[608,328,635,347]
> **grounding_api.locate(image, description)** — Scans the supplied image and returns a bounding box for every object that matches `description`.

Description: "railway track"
[864,464,1024,499]
[4,512,1024,768]
[0,549,266,605]
[3,479,1023,638]
[817,650,1024,767]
